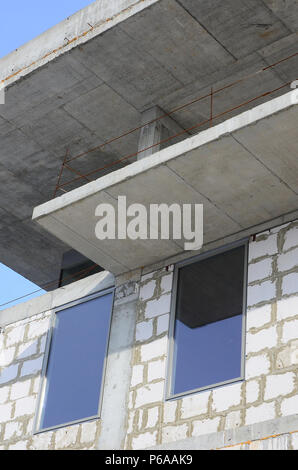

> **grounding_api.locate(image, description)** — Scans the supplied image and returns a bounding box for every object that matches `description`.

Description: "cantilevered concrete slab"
[33,90,298,275]
[1,0,298,284]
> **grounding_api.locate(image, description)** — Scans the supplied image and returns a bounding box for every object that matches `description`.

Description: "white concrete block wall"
[220,431,298,450]
[0,310,102,450]
[1,220,297,450]
[125,221,298,450]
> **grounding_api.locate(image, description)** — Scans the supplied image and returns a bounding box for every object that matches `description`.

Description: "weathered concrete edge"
[32,89,298,220]
[0,270,115,328]
[36,213,130,274]
[0,0,159,86]
[149,415,298,450]
[33,211,298,287]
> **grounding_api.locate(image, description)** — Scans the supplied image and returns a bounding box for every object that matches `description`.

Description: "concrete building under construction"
[0,0,298,450]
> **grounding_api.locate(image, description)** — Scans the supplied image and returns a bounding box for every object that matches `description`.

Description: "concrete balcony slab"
[32,90,298,275]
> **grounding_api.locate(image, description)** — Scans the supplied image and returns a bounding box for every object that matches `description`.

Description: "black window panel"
[59,250,104,287]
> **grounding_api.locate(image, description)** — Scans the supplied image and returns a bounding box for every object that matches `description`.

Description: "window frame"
[165,239,248,401]
[33,287,115,434]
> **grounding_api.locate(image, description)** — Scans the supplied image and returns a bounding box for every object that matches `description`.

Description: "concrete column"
[97,288,138,450]
[137,106,184,160]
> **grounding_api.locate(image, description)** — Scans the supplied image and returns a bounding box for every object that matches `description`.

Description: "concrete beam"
[138,106,185,159]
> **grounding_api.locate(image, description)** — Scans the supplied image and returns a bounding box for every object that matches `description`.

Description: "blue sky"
[0,0,94,58]
[0,1,94,310]
[0,265,45,311]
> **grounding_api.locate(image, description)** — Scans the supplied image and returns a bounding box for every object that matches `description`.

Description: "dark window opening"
[59,250,104,287]
[169,243,247,397]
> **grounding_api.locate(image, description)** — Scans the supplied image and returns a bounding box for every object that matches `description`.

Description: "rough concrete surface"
[33,91,298,275]
[0,0,297,285]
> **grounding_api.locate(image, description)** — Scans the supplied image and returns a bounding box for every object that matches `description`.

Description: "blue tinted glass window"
[172,245,245,396]
[40,292,113,430]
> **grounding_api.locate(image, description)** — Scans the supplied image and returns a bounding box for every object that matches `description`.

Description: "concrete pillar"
[137,106,184,160]
[97,287,138,450]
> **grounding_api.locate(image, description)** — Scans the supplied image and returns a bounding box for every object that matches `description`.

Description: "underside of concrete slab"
[1,0,298,285]
[33,90,298,275]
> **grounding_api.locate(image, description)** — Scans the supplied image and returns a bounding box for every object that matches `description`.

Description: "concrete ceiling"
[33,91,298,275]
[0,0,298,286]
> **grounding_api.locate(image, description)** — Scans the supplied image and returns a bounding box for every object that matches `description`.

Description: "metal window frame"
[165,238,248,401]
[33,287,115,435]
